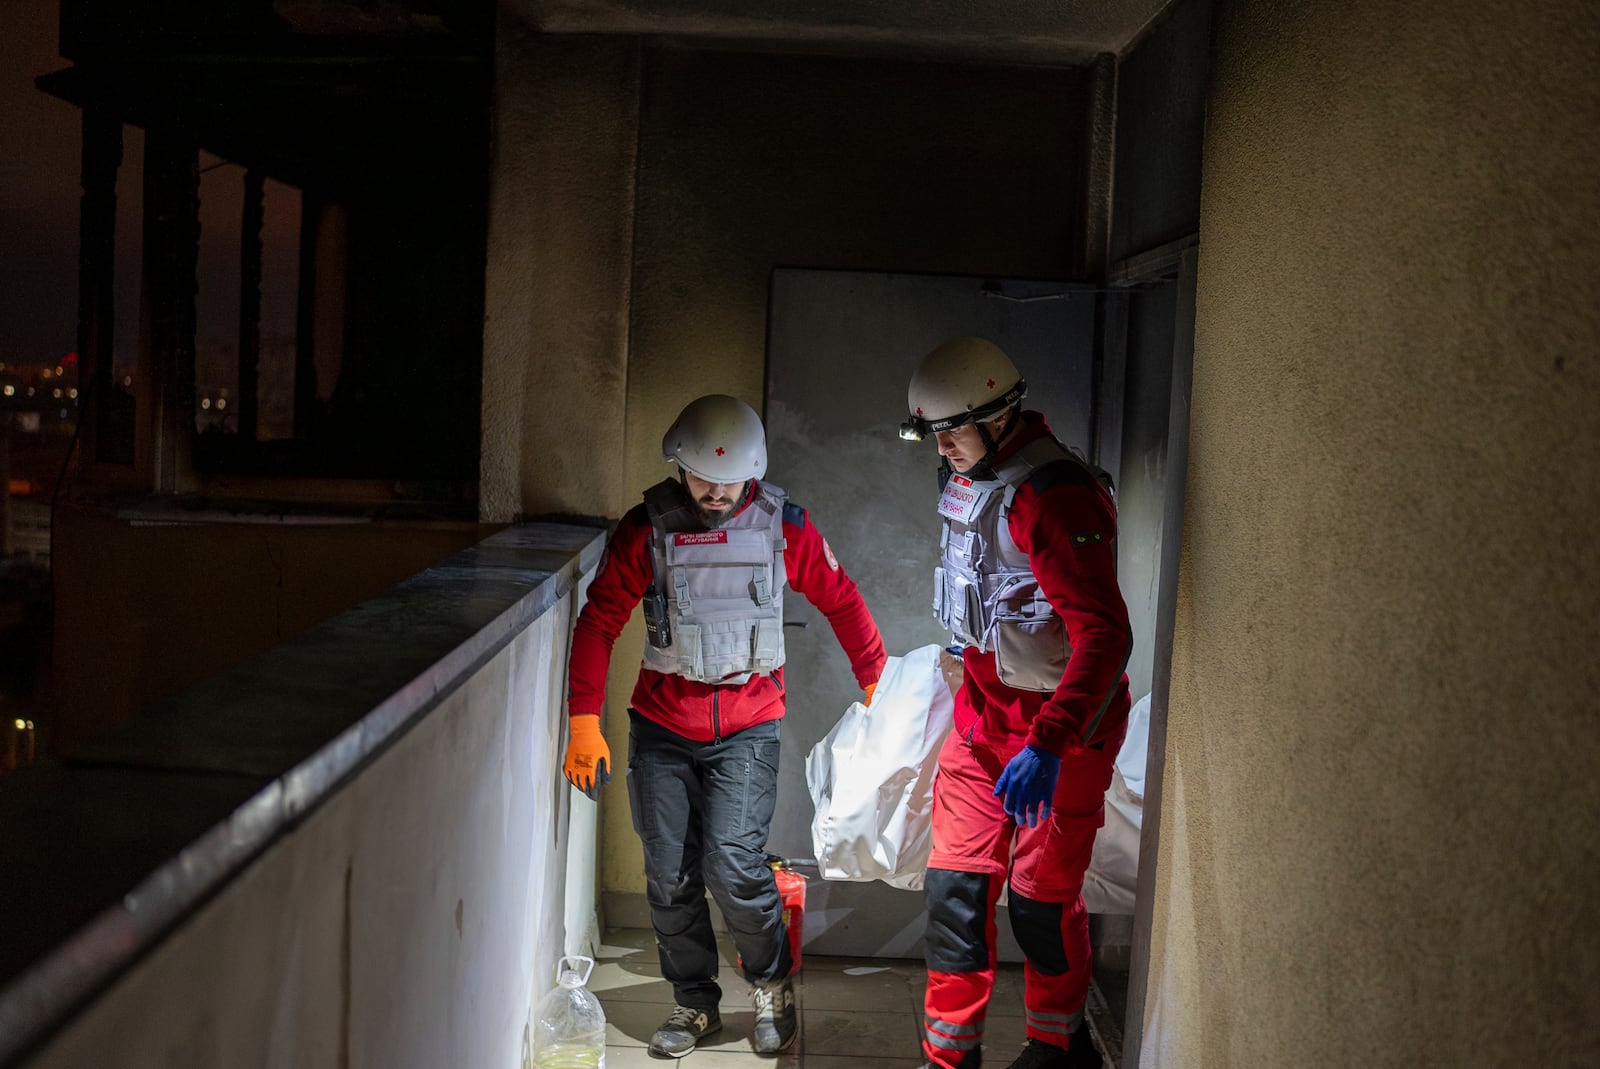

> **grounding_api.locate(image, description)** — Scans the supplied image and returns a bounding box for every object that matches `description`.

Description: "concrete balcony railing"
[0,520,606,1069]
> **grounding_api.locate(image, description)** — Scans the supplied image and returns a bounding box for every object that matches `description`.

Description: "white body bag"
[804,644,955,891]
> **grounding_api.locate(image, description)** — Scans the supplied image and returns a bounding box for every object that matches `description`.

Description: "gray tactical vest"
[933,436,1101,693]
[641,478,788,685]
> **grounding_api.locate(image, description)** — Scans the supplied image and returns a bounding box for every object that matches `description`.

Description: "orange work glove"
[863,681,878,707]
[564,715,612,800]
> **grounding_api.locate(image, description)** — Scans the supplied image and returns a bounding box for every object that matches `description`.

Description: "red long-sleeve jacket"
[955,413,1134,755]
[567,481,887,742]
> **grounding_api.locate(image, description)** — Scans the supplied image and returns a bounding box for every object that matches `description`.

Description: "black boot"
[1005,1022,1102,1069]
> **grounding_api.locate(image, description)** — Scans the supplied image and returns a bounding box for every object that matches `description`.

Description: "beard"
[691,482,750,528]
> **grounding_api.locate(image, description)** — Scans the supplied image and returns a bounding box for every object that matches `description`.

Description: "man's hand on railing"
[563,714,612,800]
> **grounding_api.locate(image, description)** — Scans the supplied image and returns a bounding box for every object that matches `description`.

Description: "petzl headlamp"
[899,379,1028,442]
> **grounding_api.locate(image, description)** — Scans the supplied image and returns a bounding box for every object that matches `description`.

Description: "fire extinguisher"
[769,856,807,976]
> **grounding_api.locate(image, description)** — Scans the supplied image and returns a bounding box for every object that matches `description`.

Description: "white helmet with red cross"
[662,394,768,483]
[900,337,1028,441]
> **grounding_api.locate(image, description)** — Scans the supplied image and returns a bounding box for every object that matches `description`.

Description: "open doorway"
[762,266,1094,958]
[761,260,1195,1064]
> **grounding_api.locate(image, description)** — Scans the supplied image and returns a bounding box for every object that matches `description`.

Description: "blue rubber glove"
[993,745,1062,827]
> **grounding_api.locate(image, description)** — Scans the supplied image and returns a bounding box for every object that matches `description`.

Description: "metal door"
[762,268,1095,958]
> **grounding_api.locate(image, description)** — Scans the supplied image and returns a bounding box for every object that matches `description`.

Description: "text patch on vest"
[674,530,729,546]
[937,474,992,525]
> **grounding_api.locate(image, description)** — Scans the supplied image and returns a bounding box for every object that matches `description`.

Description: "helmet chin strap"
[973,407,1019,471]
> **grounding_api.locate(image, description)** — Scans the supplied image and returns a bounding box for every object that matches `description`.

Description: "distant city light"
[201,398,211,410]
[55,366,63,376]
[2,385,12,397]
[52,388,62,399]
[123,375,132,386]
[40,368,51,379]
[68,388,78,399]
[11,720,22,731]
[216,398,227,410]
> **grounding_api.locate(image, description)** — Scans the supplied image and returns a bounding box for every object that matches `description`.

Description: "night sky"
[0,0,81,371]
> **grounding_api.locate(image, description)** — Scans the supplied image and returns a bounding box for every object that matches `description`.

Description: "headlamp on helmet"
[900,377,1028,441]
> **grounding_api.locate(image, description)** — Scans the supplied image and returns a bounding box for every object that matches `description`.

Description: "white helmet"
[900,337,1027,441]
[662,394,768,483]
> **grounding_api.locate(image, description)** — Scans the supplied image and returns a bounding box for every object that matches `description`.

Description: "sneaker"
[648,1004,721,1058]
[750,977,798,1054]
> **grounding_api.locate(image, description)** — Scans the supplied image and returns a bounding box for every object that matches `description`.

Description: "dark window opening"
[43,11,494,500]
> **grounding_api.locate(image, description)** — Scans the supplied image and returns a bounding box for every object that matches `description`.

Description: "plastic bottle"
[531,955,607,1069]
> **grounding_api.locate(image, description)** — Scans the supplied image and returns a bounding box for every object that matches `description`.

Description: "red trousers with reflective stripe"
[921,727,1121,1067]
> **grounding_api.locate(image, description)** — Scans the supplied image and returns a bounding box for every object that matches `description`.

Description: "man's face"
[932,411,1019,473]
[933,421,993,473]
[682,471,748,527]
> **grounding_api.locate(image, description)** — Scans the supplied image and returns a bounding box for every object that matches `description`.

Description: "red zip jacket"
[568,481,886,742]
[955,412,1133,755]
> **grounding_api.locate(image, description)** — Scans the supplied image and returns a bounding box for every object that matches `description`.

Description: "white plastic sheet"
[1082,692,1151,915]
[805,645,955,891]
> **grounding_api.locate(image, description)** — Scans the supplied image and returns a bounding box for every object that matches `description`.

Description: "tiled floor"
[589,927,1044,1068]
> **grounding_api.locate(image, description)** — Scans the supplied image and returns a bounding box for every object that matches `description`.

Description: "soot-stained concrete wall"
[482,18,639,524]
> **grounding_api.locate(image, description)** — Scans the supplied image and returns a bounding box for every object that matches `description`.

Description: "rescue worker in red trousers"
[564,394,886,1059]
[900,338,1132,1069]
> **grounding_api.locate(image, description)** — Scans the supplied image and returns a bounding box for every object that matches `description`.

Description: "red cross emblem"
[715,447,725,456]
[986,378,996,389]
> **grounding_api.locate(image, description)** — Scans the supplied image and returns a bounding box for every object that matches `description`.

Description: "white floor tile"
[593,927,1050,1068]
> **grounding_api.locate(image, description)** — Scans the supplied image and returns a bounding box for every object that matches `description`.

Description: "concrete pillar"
[139,128,199,492]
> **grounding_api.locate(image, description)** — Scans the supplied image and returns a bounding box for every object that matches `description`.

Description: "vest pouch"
[936,569,980,647]
[674,622,705,678]
[751,616,782,671]
[696,615,750,680]
[990,587,1071,693]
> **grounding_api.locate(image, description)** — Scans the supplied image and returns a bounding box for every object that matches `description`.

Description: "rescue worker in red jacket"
[564,393,886,1059]
[900,338,1133,1069]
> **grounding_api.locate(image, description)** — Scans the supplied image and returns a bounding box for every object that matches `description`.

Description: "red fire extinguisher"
[772,859,806,975]
[740,855,807,976]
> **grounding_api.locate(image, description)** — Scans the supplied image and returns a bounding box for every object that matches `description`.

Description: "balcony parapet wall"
[0,519,606,1069]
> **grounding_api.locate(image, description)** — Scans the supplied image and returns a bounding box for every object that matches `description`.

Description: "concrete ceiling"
[506,0,1178,66]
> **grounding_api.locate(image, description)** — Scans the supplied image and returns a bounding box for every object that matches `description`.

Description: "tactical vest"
[640,478,788,685]
[933,436,1105,693]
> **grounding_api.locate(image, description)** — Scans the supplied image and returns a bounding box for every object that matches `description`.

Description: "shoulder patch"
[783,501,807,528]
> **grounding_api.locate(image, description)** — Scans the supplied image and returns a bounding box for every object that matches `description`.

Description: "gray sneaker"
[750,977,798,1054]
[649,1004,721,1058]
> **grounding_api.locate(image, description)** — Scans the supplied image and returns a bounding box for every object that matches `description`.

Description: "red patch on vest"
[675,531,729,545]
[823,538,839,570]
